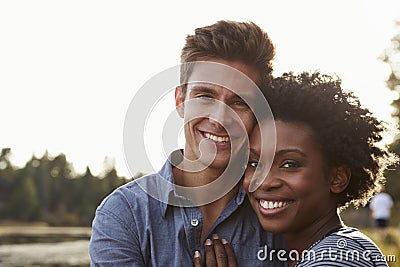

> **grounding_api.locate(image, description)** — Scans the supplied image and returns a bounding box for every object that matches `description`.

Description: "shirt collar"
[235,182,247,205]
[158,150,182,217]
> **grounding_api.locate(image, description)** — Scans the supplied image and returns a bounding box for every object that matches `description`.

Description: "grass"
[361,227,400,267]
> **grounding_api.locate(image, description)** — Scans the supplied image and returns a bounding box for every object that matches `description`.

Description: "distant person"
[89,20,284,266]
[370,186,393,238]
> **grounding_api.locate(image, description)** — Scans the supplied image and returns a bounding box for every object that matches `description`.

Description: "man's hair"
[263,72,398,209]
[179,20,275,98]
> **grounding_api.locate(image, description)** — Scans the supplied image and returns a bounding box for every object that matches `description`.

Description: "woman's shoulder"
[296,227,388,267]
[331,227,376,244]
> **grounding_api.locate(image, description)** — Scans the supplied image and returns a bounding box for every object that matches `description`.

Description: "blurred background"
[1,0,400,266]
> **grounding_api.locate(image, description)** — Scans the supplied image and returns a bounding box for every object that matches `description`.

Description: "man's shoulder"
[97,172,166,215]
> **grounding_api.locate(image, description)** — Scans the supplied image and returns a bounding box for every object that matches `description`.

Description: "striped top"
[295,227,389,267]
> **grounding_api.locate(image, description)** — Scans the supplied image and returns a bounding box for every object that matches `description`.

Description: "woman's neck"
[284,209,343,254]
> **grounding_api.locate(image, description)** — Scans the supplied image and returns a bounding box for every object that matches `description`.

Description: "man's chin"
[206,156,245,172]
[198,148,246,170]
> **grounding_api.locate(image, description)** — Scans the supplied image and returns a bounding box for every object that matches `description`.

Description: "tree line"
[0,148,142,226]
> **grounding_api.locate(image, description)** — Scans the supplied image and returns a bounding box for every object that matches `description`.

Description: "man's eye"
[196,95,214,101]
[280,160,300,169]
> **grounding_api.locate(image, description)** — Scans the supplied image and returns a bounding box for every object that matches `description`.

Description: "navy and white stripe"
[296,227,388,267]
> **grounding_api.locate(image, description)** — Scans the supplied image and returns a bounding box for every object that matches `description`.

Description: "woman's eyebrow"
[249,148,259,157]
[276,148,307,157]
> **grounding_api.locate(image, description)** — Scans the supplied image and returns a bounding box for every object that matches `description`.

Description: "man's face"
[175,58,261,171]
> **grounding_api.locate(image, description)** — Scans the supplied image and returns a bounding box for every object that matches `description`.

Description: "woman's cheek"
[243,173,252,193]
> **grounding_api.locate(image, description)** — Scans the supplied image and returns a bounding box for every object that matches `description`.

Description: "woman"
[194,72,397,267]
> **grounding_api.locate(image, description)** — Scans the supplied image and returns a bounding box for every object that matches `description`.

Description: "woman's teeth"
[259,199,289,209]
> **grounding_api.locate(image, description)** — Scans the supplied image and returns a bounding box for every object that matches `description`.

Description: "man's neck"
[199,184,239,241]
[172,160,241,241]
[173,161,224,187]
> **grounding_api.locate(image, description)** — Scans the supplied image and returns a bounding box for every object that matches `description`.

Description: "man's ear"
[330,165,351,194]
[175,86,184,118]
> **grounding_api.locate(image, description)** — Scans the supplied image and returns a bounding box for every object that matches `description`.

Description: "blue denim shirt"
[89,152,285,266]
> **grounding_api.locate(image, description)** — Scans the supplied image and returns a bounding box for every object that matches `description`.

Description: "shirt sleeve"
[89,191,145,267]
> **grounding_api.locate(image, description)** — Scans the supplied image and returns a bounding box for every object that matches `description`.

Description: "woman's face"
[243,120,337,234]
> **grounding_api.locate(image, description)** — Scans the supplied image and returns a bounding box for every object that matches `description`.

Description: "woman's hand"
[193,234,238,267]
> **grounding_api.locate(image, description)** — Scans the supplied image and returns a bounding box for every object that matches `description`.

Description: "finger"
[211,234,228,267]
[204,238,217,267]
[222,239,238,267]
[193,250,202,267]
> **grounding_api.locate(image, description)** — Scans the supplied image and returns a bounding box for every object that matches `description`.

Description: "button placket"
[184,207,203,253]
[191,218,199,227]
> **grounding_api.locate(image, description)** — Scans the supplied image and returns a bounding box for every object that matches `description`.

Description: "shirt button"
[191,219,199,226]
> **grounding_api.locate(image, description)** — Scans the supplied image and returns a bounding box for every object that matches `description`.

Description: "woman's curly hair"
[263,71,398,209]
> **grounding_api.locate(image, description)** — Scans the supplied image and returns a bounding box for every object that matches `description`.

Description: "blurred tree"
[0,148,14,215]
[8,173,39,221]
[48,153,73,214]
[74,166,98,225]
[0,149,132,226]
[24,153,51,222]
[381,20,400,225]
[381,21,400,100]
[101,156,127,195]
[0,148,13,167]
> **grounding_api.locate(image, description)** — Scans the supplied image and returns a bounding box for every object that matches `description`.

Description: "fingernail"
[221,239,228,244]
[194,250,200,258]
[205,239,212,245]
[212,234,219,240]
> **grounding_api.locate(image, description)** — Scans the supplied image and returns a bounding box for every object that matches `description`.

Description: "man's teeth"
[204,132,230,143]
[259,199,289,209]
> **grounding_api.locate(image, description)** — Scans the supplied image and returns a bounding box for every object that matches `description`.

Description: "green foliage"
[8,174,39,221]
[0,148,138,226]
[381,20,400,227]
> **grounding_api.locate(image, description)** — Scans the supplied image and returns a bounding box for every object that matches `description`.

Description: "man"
[89,20,282,266]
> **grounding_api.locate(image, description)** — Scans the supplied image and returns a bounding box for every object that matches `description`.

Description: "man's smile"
[203,132,230,143]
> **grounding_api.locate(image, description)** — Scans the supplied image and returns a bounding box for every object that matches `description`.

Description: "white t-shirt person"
[370,192,393,227]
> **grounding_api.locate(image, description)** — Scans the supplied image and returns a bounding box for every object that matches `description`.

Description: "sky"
[1,0,400,178]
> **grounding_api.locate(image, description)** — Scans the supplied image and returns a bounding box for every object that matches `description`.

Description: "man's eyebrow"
[190,84,254,103]
[189,85,217,94]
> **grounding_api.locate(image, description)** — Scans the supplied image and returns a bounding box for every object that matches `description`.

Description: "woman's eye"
[233,100,247,106]
[248,159,261,168]
[232,100,249,109]
[280,160,299,169]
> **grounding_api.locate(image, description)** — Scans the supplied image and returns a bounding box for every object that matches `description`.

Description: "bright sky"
[1,0,400,178]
